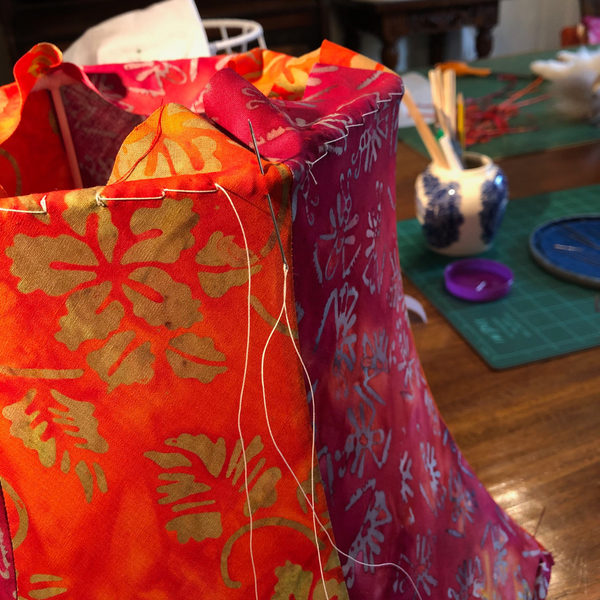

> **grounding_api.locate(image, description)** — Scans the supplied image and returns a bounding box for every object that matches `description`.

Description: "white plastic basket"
[203,18,267,55]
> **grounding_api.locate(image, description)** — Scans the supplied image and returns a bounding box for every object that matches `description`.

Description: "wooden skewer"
[428,69,445,135]
[50,86,83,189]
[31,71,83,189]
[435,66,450,136]
[427,67,462,170]
[403,87,448,169]
[443,68,457,137]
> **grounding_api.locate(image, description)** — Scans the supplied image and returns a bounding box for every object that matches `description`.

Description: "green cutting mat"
[398,47,600,160]
[397,184,600,369]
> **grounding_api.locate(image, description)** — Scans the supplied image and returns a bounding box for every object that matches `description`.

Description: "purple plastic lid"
[444,258,514,302]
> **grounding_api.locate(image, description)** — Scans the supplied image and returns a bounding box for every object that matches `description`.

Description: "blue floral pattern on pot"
[479,170,508,244]
[420,170,464,249]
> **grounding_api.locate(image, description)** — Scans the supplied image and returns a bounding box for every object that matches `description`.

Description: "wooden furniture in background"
[0,0,328,66]
[331,0,499,70]
[0,0,149,63]
[580,0,600,16]
[199,0,328,58]
[395,139,600,600]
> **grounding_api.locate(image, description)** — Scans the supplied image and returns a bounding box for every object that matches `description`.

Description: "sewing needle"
[248,120,288,269]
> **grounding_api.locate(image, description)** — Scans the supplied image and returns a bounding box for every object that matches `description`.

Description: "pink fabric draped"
[204,65,553,600]
[83,55,228,115]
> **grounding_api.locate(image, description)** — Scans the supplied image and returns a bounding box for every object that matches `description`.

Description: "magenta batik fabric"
[0,483,15,599]
[203,64,553,600]
[83,55,229,115]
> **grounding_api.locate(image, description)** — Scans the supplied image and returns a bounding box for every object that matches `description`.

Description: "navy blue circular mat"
[530,215,600,289]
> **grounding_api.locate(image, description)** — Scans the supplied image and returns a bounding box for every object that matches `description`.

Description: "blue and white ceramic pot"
[415,152,508,256]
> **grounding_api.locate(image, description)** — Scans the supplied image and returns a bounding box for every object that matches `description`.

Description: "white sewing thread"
[248,93,416,594]
[95,190,165,206]
[307,151,329,169]
[215,183,259,600]
[282,269,324,593]
[247,120,326,596]
[246,120,326,596]
[95,187,218,206]
[260,264,329,600]
[263,263,425,600]
[0,195,47,214]
[361,108,378,117]
[326,133,350,145]
[304,91,402,189]
[163,188,217,194]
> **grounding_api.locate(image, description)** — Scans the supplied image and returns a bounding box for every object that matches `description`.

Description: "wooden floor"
[394,141,600,600]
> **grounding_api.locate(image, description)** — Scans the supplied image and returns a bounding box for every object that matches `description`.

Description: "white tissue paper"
[63,0,211,66]
[531,47,600,123]
[530,46,600,81]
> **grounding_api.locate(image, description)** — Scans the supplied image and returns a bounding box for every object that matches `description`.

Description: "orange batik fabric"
[0,103,348,599]
[226,40,386,101]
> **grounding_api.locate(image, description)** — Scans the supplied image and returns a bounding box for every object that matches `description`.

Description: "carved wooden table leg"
[346,26,361,53]
[476,25,493,58]
[330,0,499,69]
[340,8,361,52]
[382,37,400,70]
[429,31,447,65]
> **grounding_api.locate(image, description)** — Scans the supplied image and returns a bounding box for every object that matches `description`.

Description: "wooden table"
[394,140,600,600]
[332,0,499,69]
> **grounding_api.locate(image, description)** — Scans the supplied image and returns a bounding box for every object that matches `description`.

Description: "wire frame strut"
[95,187,217,206]
[0,195,47,214]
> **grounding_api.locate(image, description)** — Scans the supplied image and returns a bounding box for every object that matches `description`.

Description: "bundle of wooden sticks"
[403,66,466,171]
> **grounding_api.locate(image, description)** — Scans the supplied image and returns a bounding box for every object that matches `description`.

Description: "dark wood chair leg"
[336,7,360,52]
[346,26,361,53]
[382,38,399,71]
[429,32,447,65]
[476,26,493,58]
